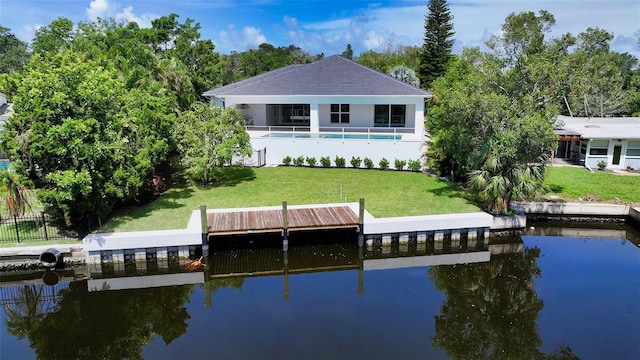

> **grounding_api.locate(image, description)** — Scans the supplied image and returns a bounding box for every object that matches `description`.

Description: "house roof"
[203,55,432,98]
[555,115,640,140]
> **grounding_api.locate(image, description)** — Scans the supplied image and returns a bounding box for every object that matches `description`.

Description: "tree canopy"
[0,26,31,74]
[0,51,177,226]
[419,0,455,88]
[174,102,252,185]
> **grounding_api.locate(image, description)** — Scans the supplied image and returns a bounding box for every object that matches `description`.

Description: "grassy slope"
[101,167,480,232]
[544,167,640,204]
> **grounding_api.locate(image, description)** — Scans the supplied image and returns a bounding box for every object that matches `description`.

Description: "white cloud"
[86,0,111,20]
[281,5,424,55]
[115,6,157,28]
[275,0,639,58]
[219,25,268,51]
[86,0,157,28]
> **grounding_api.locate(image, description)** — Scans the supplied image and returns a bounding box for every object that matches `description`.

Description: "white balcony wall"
[219,95,425,137]
[250,137,425,166]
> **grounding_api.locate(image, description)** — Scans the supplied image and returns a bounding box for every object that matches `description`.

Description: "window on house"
[589,140,609,156]
[374,105,406,127]
[330,104,350,123]
[579,141,587,155]
[627,140,640,156]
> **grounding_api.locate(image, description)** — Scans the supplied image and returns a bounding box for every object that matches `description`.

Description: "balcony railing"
[246,125,414,141]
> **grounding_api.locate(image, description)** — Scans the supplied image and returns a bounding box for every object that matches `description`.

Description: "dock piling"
[199,205,209,255]
[282,201,289,251]
[358,197,365,246]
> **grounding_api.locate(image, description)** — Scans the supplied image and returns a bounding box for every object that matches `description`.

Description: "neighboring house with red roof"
[554,115,640,170]
[203,55,432,167]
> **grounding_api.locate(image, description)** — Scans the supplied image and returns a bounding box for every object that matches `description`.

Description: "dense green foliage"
[174,102,251,185]
[425,9,640,213]
[0,26,30,74]
[419,0,455,88]
[1,51,177,225]
[355,45,421,73]
[224,43,322,83]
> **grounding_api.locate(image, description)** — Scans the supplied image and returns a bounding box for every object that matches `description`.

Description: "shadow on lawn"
[196,167,257,189]
[429,182,478,206]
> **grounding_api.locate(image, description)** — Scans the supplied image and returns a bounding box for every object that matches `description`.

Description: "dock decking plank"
[208,205,359,236]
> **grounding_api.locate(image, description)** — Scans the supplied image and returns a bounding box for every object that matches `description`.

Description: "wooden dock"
[207,205,360,236]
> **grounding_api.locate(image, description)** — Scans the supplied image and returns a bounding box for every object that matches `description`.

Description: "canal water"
[1,222,639,359]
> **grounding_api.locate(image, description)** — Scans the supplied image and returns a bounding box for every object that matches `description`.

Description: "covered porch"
[231,99,423,138]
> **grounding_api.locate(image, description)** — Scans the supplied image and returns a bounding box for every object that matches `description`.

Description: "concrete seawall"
[488,202,640,233]
[512,202,631,217]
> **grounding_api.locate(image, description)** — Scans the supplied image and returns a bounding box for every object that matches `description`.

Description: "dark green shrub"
[306,157,317,167]
[364,157,374,169]
[282,156,292,166]
[350,156,362,168]
[293,156,305,166]
[320,156,331,167]
[379,157,389,170]
[394,159,406,170]
[335,156,346,168]
[407,159,421,172]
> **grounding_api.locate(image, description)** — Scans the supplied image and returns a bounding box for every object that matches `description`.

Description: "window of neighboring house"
[627,140,640,156]
[589,140,609,156]
[580,141,587,155]
[374,105,406,127]
[330,104,350,123]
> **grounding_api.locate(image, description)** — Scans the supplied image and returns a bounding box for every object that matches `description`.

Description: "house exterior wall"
[317,104,417,129]
[215,95,425,137]
[249,136,425,167]
[583,139,640,170]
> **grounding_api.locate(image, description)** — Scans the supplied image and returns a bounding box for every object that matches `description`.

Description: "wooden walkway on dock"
[207,205,360,236]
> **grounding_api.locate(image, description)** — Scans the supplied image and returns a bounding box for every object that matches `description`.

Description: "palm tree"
[0,169,33,217]
[4,285,49,340]
[468,140,546,214]
[388,65,420,87]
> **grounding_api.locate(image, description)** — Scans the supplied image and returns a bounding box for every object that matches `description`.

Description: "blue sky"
[1,0,638,58]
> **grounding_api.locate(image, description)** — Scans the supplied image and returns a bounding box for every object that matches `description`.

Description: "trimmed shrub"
[293,156,305,166]
[335,156,346,168]
[597,160,607,171]
[282,156,292,166]
[407,159,421,172]
[364,157,374,169]
[379,157,389,170]
[394,159,406,170]
[350,156,362,168]
[320,156,331,167]
[306,157,317,167]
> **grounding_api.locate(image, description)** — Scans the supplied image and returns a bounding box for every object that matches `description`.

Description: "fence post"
[13,214,20,243]
[42,212,49,241]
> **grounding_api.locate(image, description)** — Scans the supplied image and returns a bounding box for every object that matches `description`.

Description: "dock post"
[358,245,364,295]
[283,250,289,300]
[282,201,289,251]
[358,197,365,247]
[199,205,209,256]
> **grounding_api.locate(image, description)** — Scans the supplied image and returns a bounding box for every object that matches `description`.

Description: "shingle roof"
[203,55,432,97]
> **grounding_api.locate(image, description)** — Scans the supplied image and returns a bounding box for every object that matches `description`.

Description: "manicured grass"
[101,167,480,232]
[544,167,640,204]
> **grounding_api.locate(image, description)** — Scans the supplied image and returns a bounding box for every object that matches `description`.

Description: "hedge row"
[281,155,422,171]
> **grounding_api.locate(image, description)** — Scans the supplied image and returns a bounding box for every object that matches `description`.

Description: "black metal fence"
[0,212,79,244]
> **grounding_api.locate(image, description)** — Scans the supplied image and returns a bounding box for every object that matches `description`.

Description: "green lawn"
[544,167,640,204]
[101,167,480,232]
